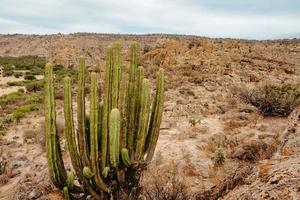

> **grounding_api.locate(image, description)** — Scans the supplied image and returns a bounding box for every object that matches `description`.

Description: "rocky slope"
[0,33,300,199]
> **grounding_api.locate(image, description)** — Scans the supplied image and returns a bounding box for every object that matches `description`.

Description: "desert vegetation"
[44,43,164,199]
[0,34,299,199]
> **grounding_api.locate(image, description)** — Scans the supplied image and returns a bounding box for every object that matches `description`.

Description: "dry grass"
[142,162,192,200]
[207,163,226,186]
[258,160,273,178]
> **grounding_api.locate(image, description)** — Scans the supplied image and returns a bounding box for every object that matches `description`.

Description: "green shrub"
[6,81,24,86]
[2,65,14,77]
[25,94,43,104]
[212,148,226,167]
[0,91,25,107]
[25,80,44,92]
[53,65,78,82]
[13,72,23,78]
[12,104,39,122]
[12,110,26,122]
[0,56,45,69]
[24,74,36,81]
[18,88,25,93]
[30,66,44,75]
[239,83,300,116]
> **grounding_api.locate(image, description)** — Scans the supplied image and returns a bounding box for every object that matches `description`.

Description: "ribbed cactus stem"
[119,65,128,149]
[112,42,120,108]
[66,171,74,190]
[90,72,99,173]
[102,47,113,169]
[45,43,165,200]
[145,68,165,162]
[109,108,120,168]
[77,56,90,167]
[134,66,144,131]
[45,63,58,186]
[83,166,94,179]
[63,187,71,200]
[135,79,150,161]
[45,63,67,189]
[90,72,109,192]
[127,43,138,155]
[121,148,131,167]
[64,77,83,180]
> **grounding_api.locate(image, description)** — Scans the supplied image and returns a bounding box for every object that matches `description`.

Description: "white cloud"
[0,0,299,39]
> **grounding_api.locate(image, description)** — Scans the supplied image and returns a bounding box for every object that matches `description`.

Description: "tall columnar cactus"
[45,43,165,200]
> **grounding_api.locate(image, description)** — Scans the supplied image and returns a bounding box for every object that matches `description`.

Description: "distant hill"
[274,33,300,39]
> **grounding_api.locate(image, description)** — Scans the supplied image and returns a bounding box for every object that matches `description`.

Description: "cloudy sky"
[0,0,299,39]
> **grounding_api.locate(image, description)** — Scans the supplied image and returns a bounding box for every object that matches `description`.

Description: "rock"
[29,190,38,199]
[203,82,217,92]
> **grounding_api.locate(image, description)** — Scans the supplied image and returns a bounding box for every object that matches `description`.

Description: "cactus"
[45,43,165,199]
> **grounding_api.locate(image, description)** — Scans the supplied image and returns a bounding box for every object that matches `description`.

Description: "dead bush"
[143,163,192,200]
[231,138,278,161]
[237,83,300,116]
[0,174,9,186]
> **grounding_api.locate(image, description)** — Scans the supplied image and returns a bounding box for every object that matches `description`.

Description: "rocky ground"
[0,33,299,199]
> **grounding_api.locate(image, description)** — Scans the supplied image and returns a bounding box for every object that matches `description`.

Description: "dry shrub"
[181,148,199,177]
[258,160,273,178]
[231,138,278,161]
[237,83,300,116]
[198,133,227,156]
[207,163,226,186]
[211,148,226,167]
[143,163,192,200]
[23,129,36,142]
[0,174,9,185]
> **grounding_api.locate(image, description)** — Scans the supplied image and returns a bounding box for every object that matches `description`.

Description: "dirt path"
[0,114,48,200]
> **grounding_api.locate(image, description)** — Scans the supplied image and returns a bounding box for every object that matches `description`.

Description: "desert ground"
[0,33,300,199]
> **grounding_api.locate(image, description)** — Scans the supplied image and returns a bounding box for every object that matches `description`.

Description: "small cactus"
[0,151,5,175]
[45,43,165,199]
[212,148,226,167]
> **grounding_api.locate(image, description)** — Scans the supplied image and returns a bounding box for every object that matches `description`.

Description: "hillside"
[0,33,300,199]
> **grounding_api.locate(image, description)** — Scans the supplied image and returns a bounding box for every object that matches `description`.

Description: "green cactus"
[45,43,165,199]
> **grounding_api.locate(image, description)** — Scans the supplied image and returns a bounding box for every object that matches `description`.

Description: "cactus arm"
[121,148,131,167]
[45,63,59,186]
[112,42,120,109]
[89,72,99,174]
[90,72,110,192]
[77,56,90,167]
[145,68,165,162]
[67,171,75,190]
[63,187,71,200]
[134,66,144,131]
[98,101,104,148]
[102,167,110,178]
[109,108,120,168]
[102,47,113,169]
[64,77,83,181]
[127,43,138,155]
[118,64,128,150]
[134,79,150,161]
[45,63,67,189]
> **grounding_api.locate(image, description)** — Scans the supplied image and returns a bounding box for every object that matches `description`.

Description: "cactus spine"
[45,43,164,199]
